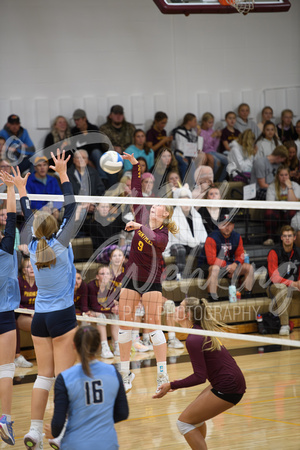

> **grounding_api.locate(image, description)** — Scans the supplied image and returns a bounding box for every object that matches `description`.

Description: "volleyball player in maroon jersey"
[154,297,246,450]
[118,152,178,393]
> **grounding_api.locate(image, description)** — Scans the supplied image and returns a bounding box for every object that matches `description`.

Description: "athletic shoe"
[167,337,184,349]
[279,325,290,336]
[133,339,150,353]
[101,344,114,359]
[14,355,33,368]
[24,428,43,449]
[113,342,120,357]
[156,373,169,394]
[0,415,15,446]
[122,371,135,393]
[49,436,61,450]
[142,337,153,350]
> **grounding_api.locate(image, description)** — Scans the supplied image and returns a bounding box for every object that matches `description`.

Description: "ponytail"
[74,326,101,377]
[33,212,58,270]
[163,205,179,235]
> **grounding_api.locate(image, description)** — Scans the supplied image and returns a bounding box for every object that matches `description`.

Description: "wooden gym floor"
[10,329,300,449]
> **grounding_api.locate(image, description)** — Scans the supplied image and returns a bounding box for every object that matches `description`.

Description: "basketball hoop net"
[225,0,255,15]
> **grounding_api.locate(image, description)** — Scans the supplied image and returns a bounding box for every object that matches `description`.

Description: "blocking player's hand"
[152,382,171,399]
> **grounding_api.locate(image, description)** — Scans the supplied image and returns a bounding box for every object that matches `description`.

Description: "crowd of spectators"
[1,103,300,337]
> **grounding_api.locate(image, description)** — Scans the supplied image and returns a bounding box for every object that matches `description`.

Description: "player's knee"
[150,330,166,346]
[0,363,15,379]
[176,419,196,435]
[164,300,175,315]
[118,329,132,344]
[33,375,55,392]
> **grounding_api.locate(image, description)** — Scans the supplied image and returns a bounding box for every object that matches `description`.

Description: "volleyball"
[100,151,123,174]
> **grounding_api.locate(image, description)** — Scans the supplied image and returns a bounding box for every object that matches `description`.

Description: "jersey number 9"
[137,241,144,252]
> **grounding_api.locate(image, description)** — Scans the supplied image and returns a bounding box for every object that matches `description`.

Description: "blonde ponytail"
[163,205,179,235]
[185,297,232,352]
[33,212,58,270]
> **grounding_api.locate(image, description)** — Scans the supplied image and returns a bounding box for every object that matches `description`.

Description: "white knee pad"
[176,420,196,435]
[118,330,132,344]
[0,363,15,379]
[135,305,145,317]
[150,330,166,346]
[33,375,55,392]
[164,300,175,315]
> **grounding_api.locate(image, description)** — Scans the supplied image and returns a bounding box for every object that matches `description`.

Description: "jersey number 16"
[84,379,103,405]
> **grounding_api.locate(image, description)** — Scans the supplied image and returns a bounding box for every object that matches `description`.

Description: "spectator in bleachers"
[100,105,135,155]
[198,212,254,301]
[136,156,148,175]
[199,185,229,235]
[71,108,109,184]
[0,201,20,251]
[146,111,173,156]
[257,106,274,132]
[15,257,35,368]
[87,265,119,358]
[0,158,22,214]
[255,121,281,159]
[0,114,35,174]
[81,202,124,252]
[123,129,154,172]
[219,111,240,155]
[264,166,299,246]
[0,136,5,155]
[235,103,260,139]
[141,172,155,198]
[295,120,300,156]
[164,170,188,198]
[74,270,88,315]
[26,155,62,211]
[67,149,105,196]
[276,109,298,144]
[192,165,214,203]
[44,115,71,150]
[250,145,289,200]
[163,187,207,279]
[227,129,256,182]
[286,141,300,183]
[152,147,178,197]
[200,112,228,182]
[266,225,300,335]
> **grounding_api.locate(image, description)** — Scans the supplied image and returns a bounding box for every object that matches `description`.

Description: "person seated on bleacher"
[227,129,256,182]
[191,165,214,205]
[74,269,88,315]
[80,202,125,252]
[141,172,156,198]
[266,225,300,336]
[67,149,105,196]
[198,212,254,301]
[199,185,229,235]
[26,155,62,211]
[264,166,299,246]
[87,265,120,359]
[163,187,207,279]
[15,257,36,368]
[255,121,281,159]
[152,147,179,197]
[250,145,289,200]
[286,141,300,183]
[235,103,260,139]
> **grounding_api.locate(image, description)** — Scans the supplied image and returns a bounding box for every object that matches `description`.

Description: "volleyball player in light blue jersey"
[11,149,78,450]
[0,170,22,446]
[45,326,129,450]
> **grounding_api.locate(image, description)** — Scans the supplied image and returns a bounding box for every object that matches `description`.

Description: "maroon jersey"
[125,164,169,283]
[87,273,123,314]
[146,127,167,153]
[18,276,37,310]
[170,325,246,394]
[220,127,240,153]
[74,281,88,313]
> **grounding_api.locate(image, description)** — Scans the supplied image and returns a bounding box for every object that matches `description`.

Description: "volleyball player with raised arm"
[154,297,246,450]
[11,149,78,450]
[44,326,129,450]
[0,170,23,445]
[118,152,178,393]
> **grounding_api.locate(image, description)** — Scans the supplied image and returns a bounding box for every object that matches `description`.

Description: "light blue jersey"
[0,249,20,312]
[28,239,76,313]
[60,361,121,450]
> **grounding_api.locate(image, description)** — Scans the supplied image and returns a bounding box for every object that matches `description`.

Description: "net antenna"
[220,0,254,15]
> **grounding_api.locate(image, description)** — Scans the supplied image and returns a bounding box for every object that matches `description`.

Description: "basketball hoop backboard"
[153,0,291,15]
